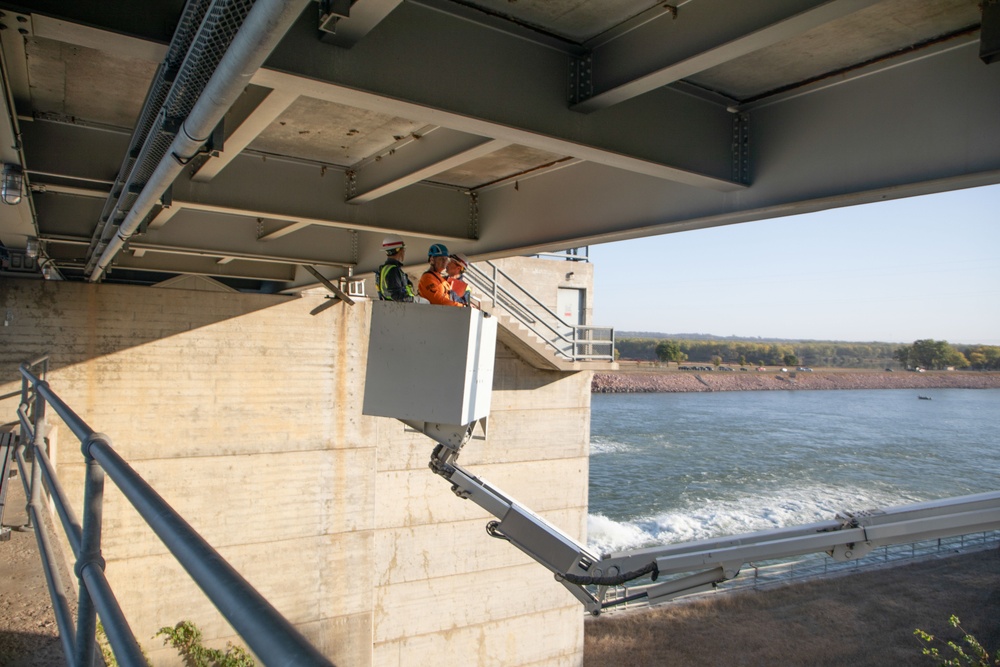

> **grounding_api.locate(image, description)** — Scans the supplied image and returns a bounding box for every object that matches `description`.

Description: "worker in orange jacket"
[418,243,465,307]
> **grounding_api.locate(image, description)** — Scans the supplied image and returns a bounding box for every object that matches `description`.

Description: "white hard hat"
[382,235,405,254]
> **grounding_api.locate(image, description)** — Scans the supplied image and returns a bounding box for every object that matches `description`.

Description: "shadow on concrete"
[0,278,305,393]
[0,631,67,667]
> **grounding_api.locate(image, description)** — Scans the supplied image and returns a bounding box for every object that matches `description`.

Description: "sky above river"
[590,183,1000,345]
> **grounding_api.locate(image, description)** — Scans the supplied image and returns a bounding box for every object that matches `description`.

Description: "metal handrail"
[12,356,334,667]
[531,247,590,262]
[597,530,1000,614]
[464,260,614,362]
[465,264,573,357]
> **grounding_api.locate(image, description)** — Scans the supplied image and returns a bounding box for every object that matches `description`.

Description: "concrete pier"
[0,277,592,666]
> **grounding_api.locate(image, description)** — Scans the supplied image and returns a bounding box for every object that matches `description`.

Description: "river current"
[587,388,1000,554]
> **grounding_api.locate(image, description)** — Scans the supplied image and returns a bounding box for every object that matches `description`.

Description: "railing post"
[26,382,46,530]
[491,263,498,308]
[74,434,109,667]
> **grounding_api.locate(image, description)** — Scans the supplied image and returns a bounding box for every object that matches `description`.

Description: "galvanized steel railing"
[597,530,1000,614]
[9,355,333,667]
[464,260,615,362]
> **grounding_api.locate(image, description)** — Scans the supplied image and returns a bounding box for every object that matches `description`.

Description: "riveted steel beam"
[571,0,882,112]
[107,252,298,281]
[191,86,298,183]
[22,119,472,240]
[318,0,403,48]
[170,152,471,241]
[258,4,744,191]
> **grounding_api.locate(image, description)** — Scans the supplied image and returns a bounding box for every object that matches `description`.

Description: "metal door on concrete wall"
[557,288,584,357]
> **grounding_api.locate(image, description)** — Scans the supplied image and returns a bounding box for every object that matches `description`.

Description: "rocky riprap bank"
[592,370,1000,393]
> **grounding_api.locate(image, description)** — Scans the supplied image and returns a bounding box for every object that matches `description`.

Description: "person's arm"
[418,272,463,306]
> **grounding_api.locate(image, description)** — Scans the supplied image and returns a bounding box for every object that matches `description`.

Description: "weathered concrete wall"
[487,257,594,326]
[0,278,590,666]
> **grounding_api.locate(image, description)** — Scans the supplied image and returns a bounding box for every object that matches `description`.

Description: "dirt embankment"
[592,369,1000,393]
[584,549,1000,667]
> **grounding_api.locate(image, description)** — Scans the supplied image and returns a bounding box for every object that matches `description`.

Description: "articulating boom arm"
[418,423,1000,615]
[428,440,605,612]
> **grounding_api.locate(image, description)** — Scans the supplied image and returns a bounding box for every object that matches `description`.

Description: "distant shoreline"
[592,368,1000,393]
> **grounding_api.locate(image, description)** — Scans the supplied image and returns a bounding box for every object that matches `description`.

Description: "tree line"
[615,337,1000,370]
[894,340,1000,371]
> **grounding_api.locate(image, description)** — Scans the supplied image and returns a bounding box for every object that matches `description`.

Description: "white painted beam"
[0,10,34,114]
[173,199,464,241]
[349,128,508,203]
[31,13,167,62]
[192,89,299,183]
[256,220,311,242]
[110,251,297,281]
[147,205,180,231]
[126,241,354,269]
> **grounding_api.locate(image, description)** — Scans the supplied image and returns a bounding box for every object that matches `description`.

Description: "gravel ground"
[0,466,77,667]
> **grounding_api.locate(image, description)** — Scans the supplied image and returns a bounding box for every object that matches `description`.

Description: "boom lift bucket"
[363,301,496,448]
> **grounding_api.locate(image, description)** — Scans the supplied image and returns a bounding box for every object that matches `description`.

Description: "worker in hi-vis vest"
[418,243,465,307]
[376,235,416,302]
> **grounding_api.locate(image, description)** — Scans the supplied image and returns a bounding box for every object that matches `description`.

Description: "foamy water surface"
[588,388,1000,554]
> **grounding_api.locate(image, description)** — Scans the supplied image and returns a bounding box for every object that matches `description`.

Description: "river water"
[587,388,1000,554]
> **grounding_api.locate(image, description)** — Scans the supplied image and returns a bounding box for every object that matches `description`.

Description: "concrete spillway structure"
[0,258,598,665]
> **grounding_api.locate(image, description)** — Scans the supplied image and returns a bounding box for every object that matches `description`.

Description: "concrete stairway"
[480,303,617,372]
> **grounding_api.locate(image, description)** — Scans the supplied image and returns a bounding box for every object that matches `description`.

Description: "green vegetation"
[966,346,1000,370]
[895,339,970,370]
[618,337,897,368]
[654,339,684,363]
[158,621,255,667]
[96,620,255,667]
[915,615,1000,666]
[616,336,1000,370]
[893,340,1000,371]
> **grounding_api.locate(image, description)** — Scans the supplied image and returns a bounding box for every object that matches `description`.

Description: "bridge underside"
[0,0,997,289]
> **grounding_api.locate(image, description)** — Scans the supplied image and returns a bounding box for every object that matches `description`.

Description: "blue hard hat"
[428,243,450,258]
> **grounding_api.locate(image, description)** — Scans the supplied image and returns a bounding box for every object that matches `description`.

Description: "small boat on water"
[918,395,932,400]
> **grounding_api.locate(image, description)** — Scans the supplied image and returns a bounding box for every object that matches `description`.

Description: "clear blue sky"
[589,183,1000,345]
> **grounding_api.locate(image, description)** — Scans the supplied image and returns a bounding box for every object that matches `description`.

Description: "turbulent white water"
[587,388,1000,554]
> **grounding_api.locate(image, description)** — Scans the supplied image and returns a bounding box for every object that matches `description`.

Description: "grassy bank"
[584,548,1000,666]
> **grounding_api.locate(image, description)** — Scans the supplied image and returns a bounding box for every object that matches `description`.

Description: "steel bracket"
[732,112,750,185]
[568,55,593,107]
[467,191,479,239]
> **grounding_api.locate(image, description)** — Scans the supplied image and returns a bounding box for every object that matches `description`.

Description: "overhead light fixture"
[2,164,23,205]
[39,258,61,281]
[24,236,39,258]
